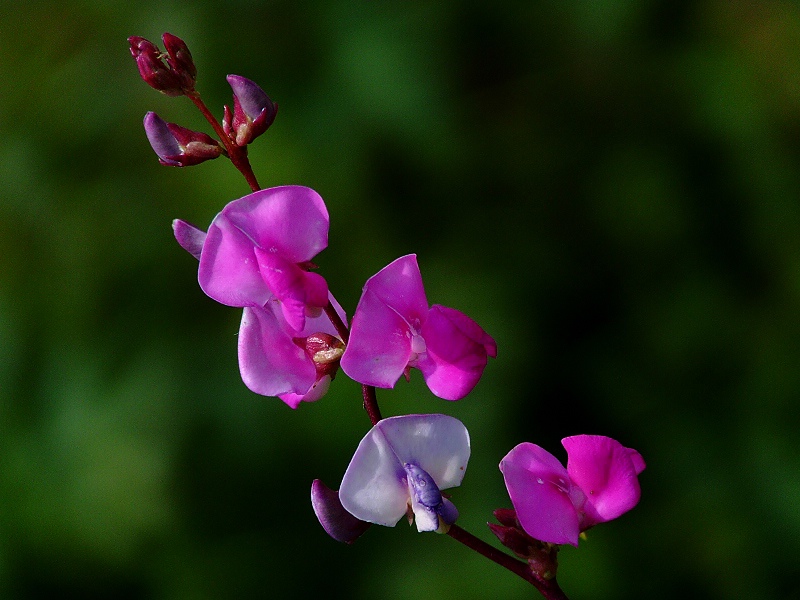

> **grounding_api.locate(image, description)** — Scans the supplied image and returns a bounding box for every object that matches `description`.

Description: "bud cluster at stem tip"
[128,33,196,96]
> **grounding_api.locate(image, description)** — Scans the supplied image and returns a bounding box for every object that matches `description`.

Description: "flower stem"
[446,525,570,600]
[186,91,261,192]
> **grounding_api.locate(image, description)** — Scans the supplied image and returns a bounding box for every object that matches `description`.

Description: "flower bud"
[128,33,196,96]
[161,33,196,91]
[223,74,278,146]
[143,112,222,167]
[311,480,371,544]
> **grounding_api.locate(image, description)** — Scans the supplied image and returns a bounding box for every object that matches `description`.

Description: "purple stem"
[186,91,261,192]
[446,525,570,600]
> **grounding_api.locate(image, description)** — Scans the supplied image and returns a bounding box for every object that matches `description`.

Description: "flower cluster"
[130,33,645,597]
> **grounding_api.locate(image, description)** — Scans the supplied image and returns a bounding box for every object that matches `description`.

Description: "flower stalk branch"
[446,524,569,600]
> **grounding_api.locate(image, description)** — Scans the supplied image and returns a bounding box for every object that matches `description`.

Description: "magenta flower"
[173,186,343,407]
[339,414,470,533]
[198,185,329,332]
[340,254,497,400]
[500,435,645,547]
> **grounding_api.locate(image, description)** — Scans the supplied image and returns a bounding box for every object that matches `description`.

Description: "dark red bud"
[128,34,196,96]
[162,33,196,91]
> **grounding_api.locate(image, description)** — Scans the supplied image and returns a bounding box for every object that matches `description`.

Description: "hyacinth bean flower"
[500,435,645,547]
[223,75,278,147]
[340,254,497,400]
[143,112,222,166]
[173,186,343,407]
[339,414,470,533]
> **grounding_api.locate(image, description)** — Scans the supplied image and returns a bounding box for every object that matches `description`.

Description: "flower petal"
[198,211,270,307]
[365,254,429,327]
[255,248,329,332]
[339,422,410,527]
[376,414,470,489]
[417,305,496,400]
[339,287,413,388]
[237,304,317,404]
[221,186,329,263]
[500,442,580,546]
[172,219,206,260]
[563,435,644,529]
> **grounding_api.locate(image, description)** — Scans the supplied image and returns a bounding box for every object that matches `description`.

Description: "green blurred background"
[2,1,799,598]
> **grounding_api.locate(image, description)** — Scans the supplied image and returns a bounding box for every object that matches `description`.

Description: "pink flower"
[340,254,497,400]
[143,112,222,167]
[198,185,329,332]
[173,186,344,407]
[499,435,645,547]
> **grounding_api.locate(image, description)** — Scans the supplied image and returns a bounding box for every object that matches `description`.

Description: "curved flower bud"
[223,75,278,147]
[340,254,496,400]
[311,479,371,544]
[144,112,222,167]
[500,435,645,547]
[339,414,470,533]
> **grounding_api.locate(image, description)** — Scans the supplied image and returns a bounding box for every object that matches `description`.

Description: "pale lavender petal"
[198,212,270,307]
[311,479,371,544]
[339,421,410,527]
[417,305,496,400]
[365,254,429,328]
[237,304,317,403]
[500,443,581,546]
[339,287,413,388]
[376,414,470,489]
[221,186,328,264]
[339,414,469,527]
[255,248,328,332]
[172,219,206,260]
[562,435,644,529]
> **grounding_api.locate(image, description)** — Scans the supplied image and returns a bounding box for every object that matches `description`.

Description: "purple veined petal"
[237,304,317,404]
[339,414,470,527]
[143,112,182,165]
[340,287,414,388]
[198,210,270,307]
[172,219,206,260]
[221,186,329,264]
[364,254,429,328]
[417,305,496,400]
[562,435,644,529]
[500,442,581,547]
[255,248,329,332]
[311,480,371,544]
